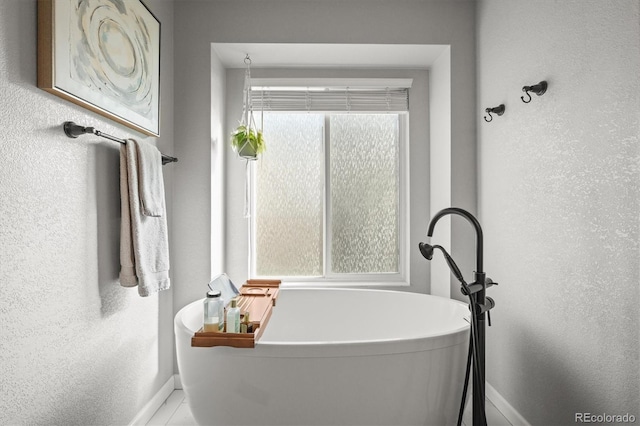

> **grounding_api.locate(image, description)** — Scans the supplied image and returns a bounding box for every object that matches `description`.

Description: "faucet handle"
[460,277,498,296]
[476,297,495,314]
[485,297,495,326]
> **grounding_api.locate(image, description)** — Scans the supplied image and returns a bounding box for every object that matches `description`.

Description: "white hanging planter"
[231,116,264,160]
[231,55,265,161]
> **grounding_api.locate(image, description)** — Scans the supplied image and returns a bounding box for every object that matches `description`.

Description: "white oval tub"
[175,287,470,426]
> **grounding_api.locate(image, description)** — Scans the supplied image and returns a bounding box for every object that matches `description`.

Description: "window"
[249,82,409,283]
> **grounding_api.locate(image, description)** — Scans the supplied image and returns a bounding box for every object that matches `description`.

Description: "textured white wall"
[174,0,477,317]
[477,0,640,423]
[0,0,175,424]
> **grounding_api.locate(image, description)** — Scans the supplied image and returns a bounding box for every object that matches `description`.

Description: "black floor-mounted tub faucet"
[420,207,497,426]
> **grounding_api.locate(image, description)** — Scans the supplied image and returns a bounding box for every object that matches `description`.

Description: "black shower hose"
[456,289,487,426]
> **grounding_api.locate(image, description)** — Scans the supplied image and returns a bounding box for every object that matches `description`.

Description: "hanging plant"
[231,123,265,159]
[231,54,265,160]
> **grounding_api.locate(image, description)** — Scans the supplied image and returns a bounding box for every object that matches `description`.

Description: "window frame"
[248,111,410,287]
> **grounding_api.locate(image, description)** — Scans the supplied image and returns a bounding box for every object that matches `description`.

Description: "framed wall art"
[38,0,161,137]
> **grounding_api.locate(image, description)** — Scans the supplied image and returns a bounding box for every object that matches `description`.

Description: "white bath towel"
[135,140,165,217]
[119,139,170,296]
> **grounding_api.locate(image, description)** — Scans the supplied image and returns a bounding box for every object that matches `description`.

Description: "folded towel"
[119,139,170,297]
[135,140,165,217]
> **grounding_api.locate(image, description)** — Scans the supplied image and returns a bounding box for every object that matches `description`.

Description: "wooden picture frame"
[38,0,161,137]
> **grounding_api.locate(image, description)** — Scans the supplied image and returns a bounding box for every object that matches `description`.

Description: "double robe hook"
[483,80,548,122]
[521,81,547,103]
[484,104,505,122]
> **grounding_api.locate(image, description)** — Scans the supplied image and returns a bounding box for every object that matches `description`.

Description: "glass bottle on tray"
[203,290,224,332]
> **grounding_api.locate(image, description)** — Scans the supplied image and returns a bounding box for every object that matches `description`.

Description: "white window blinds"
[251,88,409,112]
[249,79,411,113]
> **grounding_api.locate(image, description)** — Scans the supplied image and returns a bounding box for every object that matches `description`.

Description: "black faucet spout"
[427,207,483,274]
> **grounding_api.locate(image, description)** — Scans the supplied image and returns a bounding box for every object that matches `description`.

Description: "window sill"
[280,280,411,289]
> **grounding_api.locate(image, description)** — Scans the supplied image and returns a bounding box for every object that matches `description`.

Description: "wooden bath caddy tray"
[191,279,280,348]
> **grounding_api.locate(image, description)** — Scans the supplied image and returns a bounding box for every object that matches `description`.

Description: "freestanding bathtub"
[175,287,470,426]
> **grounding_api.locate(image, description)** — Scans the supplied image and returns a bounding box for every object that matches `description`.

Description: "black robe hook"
[521,81,547,103]
[484,104,505,122]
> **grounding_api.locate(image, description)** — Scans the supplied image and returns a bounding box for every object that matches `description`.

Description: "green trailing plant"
[231,124,265,158]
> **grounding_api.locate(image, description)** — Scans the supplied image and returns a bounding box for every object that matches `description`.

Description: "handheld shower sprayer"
[417,241,434,260]
[418,242,466,285]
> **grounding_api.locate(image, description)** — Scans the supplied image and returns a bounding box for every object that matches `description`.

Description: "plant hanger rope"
[232,54,266,218]
[243,55,252,219]
[233,54,264,161]
[242,55,252,139]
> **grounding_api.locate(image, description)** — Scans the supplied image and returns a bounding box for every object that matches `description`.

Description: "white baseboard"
[486,382,531,426]
[173,373,183,390]
[128,376,175,426]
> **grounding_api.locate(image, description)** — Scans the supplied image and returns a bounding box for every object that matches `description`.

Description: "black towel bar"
[63,121,178,165]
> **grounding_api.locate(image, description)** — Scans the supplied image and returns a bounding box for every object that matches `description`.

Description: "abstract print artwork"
[38,0,160,136]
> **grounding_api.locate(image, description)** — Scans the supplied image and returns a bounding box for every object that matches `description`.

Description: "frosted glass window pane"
[330,114,399,274]
[255,114,324,276]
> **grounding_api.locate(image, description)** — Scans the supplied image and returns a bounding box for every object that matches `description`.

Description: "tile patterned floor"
[147,389,512,426]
